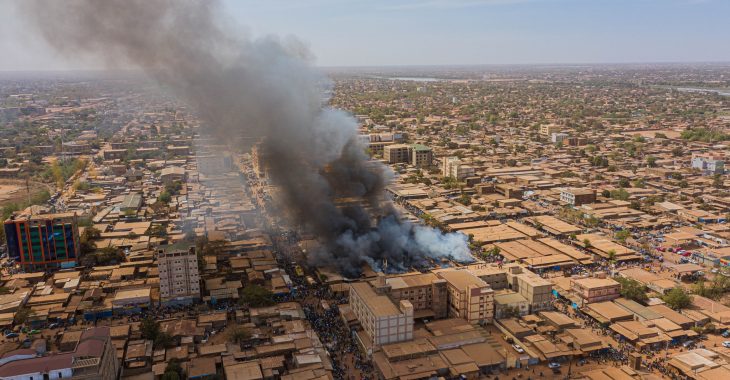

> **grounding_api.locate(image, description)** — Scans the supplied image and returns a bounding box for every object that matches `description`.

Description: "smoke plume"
[21,0,473,276]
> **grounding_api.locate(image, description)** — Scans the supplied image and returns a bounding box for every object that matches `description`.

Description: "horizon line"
[1,60,730,74]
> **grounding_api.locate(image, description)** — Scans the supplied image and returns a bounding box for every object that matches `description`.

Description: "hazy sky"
[0,0,728,70]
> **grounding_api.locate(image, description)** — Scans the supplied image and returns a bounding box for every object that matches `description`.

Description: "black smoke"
[20,0,473,276]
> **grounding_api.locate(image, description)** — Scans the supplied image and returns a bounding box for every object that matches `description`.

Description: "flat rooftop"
[350,282,401,317]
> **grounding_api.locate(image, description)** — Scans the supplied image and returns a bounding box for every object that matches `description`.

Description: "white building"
[551,132,569,144]
[691,154,725,175]
[158,246,201,305]
[349,280,414,354]
[442,157,476,180]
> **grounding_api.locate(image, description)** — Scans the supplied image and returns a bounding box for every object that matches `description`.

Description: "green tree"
[646,156,657,167]
[615,277,648,303]
[607,249,617,263]
[158,191,172,204]
[13,307,34,325]
[457,192,471,206]
[610,188,630,201]
[712,174,724,189]
[485,246,501,257]
[615,230,630,243]
[663,287,691,310]
[154,331,173,349]
[240,285,275,307]
[82,226,101,241]
[162,359,184,380]
[140,316,160,340]
[229,326,251,344]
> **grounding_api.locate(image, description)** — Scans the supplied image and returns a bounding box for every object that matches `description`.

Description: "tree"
[140,316,160,340]
[582,238,592,249]
[615,277,648,303]
[13,307,34,325]
[240,285,275,307]
[646,156,657,167]
[162,359,183,380]
[618,178,630,188]
[229,326,251,344]
[610,188,630,201]
[82,226,101,241]
[501,305,522,319]
[484,246,501,257]
[615,229,630,243]
[158,191,172,204]
[607,249,617,263]
[96,247,125,265]
[663,287,691,310]
[161,372,180,380]
[713,174,724,189]
[154,331,173,349]
[693,275,730,300]
[457,192,471,206]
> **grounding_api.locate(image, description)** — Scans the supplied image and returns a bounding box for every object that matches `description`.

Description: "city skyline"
[0,0,728,71]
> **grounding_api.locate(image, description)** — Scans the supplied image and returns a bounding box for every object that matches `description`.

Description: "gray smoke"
[20,0,473,276]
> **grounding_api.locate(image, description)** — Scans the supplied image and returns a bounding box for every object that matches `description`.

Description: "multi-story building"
[551,132,569,144]
[506,265,553,313]
[436,269,494,324]
[468,265,509,290]
[410,144,433,168]
[494,290,530,319]
[375,272,448,320]
[691,153,725,175]
[442,156,460,177]
[383,144,412,164]
[570,276,620,305]
[160,166,186,185]
[442,157,476,180]
[468,264,552,314]
[560,187,597,206]
[0,327,119,380]
[349,281,414,352]
[367,141,394,157]
[540,124,561,136]
[158,246,201,306]
[4,211,80,270]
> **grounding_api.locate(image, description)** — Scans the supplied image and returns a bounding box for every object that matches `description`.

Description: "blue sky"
[0,0,728,70]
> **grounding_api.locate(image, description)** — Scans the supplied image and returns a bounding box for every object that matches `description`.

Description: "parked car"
[723,341,730,348]
[512,344,525,354]
[548,362,561,369]
[4,331,18,338]
[502,335,514,344]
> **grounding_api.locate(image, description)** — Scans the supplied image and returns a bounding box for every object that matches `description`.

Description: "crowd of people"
[302,284,373,380]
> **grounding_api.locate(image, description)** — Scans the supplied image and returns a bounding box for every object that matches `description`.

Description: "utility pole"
[25,176,31,206]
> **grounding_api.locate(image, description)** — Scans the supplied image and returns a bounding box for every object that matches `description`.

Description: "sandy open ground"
[0,179,53,207]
